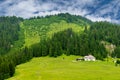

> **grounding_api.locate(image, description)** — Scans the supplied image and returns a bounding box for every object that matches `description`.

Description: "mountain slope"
[1,13,120,80]
[21,13,91,47]
[0,13,92,79]
[0,13,91,55]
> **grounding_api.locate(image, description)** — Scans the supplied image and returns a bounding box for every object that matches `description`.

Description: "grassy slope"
[8,13,91,50]
[22,20,85,47]
[7,55,120,80]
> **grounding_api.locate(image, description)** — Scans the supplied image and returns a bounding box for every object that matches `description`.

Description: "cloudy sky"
[0,0,120,23]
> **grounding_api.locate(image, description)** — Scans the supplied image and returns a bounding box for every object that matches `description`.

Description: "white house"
[84,55,96,61]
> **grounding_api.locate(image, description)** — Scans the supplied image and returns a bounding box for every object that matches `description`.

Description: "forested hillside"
[0,16,23,55]
[88,22,120,57]
[22,13,91,46]
[31,28,107,59]
[0,13,120,79]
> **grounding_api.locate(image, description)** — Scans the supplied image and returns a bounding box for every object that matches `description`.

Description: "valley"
[7,55,120,80]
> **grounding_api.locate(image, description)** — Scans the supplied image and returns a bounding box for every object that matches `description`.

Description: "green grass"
[7,55,120,80]
[22,20,85,47]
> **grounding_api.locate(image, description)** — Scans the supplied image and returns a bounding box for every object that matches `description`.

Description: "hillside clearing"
[7,55,120,80]
[21,20,85,47]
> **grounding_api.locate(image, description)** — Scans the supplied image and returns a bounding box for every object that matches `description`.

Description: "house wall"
[84,58,95,61]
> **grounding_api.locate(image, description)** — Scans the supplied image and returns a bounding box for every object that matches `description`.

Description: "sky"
[0,0,120,23]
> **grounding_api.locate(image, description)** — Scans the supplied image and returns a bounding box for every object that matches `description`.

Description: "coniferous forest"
[0,16,23,54]
[0,13,120,79]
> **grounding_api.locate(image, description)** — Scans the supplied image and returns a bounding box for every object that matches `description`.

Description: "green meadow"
[7,55,120,80]
[21,20,85,47]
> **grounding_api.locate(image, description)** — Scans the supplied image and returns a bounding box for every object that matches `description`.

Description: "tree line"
[28,13,92,26]
[31,28,107,59]
[88,21,120,58]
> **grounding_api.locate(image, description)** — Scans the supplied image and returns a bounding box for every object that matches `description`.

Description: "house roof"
[84,55,95,59]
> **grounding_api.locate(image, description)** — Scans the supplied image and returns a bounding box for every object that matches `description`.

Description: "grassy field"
[21,20,85,47]
[7,55,120,80]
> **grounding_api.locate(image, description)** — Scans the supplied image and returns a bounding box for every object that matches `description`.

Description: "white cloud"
[4,0,37,18]
[93,0,120,19]
[0,0,95,18]
[86,15,119,24]
[0,0,119,23]
[86,15,111,22]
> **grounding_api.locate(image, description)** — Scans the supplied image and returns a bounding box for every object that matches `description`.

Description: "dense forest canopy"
[0,16,23,55]
[31,28,107,59]
[0,13,120,79]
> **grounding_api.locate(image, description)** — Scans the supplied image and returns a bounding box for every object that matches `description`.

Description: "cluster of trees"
[0,16,23,54]
[0,56,15,79]
[113,47,120,58]
[88,21,120,58]
[0,47,33,80]
[31,28,107,59]
[89,21,120,45]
